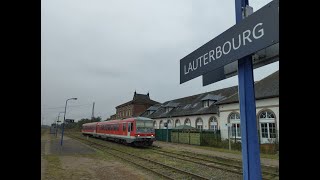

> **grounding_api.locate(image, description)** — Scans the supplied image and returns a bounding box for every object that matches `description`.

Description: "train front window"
[136,120,154,133]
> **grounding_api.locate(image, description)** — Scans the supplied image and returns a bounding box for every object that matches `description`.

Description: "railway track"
[68,133,278,180]
[180,150,279,172]
[150,148,279,180]
[68,134,212,180]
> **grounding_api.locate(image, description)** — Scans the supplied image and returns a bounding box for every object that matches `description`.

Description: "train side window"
[123,123,126,131]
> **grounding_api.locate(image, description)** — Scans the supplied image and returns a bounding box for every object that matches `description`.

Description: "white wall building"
[140,71,279,144]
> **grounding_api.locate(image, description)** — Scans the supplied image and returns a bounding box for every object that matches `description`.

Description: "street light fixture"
[60,98,77,146]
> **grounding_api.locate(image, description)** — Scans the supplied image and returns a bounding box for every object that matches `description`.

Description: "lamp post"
[56,112,64,137]
[60,98,77,146]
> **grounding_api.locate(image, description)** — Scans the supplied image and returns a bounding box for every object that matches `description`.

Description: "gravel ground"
[41,132,278,179]
[49,135,96,155]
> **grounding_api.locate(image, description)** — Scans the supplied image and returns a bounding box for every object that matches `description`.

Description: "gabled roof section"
[133,93,149,101]
[201,94,224,101]
[140,86,238,118]
[146,104,162,111]
[116,92,160,108]
[163,102,180,108]
[216,70,279,105]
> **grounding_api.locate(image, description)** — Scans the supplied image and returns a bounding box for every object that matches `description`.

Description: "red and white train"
[81,117,155,146]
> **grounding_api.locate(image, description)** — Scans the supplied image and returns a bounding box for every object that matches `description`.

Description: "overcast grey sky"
[41,0,277,125]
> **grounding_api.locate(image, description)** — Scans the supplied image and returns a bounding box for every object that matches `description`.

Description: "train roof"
[97,117,154,125]
[135,117,153,121]
[82,122,98,126]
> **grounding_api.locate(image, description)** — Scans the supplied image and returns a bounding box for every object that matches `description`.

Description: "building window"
[259,110,277,144]
[209,116,218,131]
[166,107,173,113]
[203,101,209,107]
[149,110,155,115]
[202,100,214,108]
[175,119,180,127]
[184,118,191,126]
[153,121,157,128]
[229,112,241,138]
[196,118,203,130]
[159,120,163,129]
[167,120,172,129]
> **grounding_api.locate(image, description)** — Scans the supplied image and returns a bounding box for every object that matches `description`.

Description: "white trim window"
[196,118,203,130]
[159,120,164,129]
[175,119,180,127]
[202,100,214,108]
[185,119,191,126]
[153,121,157,129]
[166,107,173,113]
[229,113,241,138]
[209,117,218,131]
[203,100,209,107]
[259,111,276,144]
[167,119,173,129]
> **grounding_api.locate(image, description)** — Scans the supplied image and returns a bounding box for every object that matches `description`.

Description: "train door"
[127,122,132,138]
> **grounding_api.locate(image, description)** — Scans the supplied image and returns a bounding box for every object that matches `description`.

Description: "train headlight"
[151,135,154,136]
[137,135,140,137]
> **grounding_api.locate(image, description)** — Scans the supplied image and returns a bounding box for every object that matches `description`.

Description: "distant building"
[106,114,116,121]
[112,91,160,120]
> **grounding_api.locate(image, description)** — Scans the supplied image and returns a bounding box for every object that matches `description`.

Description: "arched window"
[209,116,218,131]
[196,118,203,130]
[159,120,163,129]
[167,119,173,129]
[175,119,181,127]
[153,121,157,129]
[258,110,276,144]
[184,118,191,126]
[229,112,241,138]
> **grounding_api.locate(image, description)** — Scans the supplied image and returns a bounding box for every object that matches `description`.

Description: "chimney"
[133,90,137,100]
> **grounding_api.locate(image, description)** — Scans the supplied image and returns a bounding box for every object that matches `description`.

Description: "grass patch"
[41,128,48,137]
[43,155,66,180]
[194,145,278,160]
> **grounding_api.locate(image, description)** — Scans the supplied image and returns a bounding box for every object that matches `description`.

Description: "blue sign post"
[179,1,278,178]
[236,0,262,179]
